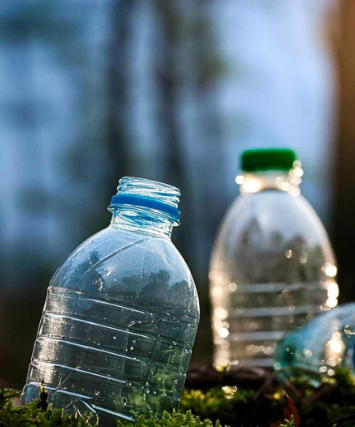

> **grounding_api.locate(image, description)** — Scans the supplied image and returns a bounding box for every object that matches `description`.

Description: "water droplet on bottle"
[130,346,134,351]
[95,390,100,396]
[122,398,127,405]
[112,335,117,340]
[97,278,104,291]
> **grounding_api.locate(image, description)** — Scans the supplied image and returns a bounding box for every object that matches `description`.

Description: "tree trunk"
[333,0,355,302]
[106,0,136,184]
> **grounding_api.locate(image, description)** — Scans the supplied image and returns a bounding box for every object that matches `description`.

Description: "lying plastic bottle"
[275,303,355,378]
[22,177,200,425]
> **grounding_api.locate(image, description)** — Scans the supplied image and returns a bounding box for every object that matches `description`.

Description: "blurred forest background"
[2,0,355,388]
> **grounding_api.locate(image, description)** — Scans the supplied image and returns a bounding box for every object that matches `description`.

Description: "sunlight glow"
[325,332,345,365]
[242,178,262,193]
[214,308,228,320]
[326,297,338,308]
[211,287,223,297]
[327,281,339,299]
[235,175,244,185]
[219,327,229,338]
[280,182,290,192]
[324,264,337,278]
[228,282,237,292]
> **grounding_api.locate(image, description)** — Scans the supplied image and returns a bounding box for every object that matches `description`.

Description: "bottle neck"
[237,166,303,196]
[108,177,180,239]
[110,206,174,238]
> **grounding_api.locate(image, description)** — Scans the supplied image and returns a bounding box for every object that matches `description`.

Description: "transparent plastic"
[210,168,337,368]
[22,177,200,425]
[275,304,355,378]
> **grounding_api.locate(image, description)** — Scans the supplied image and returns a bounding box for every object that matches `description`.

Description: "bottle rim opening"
[109,177,181,223]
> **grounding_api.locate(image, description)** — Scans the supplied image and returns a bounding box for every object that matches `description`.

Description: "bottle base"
[22,382,135,426]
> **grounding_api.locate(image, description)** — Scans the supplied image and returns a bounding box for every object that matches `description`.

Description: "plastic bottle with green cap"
[22,177,200,424]
[209,148,337,369]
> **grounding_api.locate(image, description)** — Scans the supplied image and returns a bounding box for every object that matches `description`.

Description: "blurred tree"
[334,0,355,304]
[154,1,193,261]
[105,0,136,184]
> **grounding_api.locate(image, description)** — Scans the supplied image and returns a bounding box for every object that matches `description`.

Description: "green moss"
[181,388,255,419]
[0,388,98,426]
[0,388,295,427]
[1,368,355,426]
[180,368,355,427]
[118,411,227,427]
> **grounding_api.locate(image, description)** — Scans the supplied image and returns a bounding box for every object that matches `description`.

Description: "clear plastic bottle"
[209,148,337,368]
[22,177,200,424]
[275,303,355,378]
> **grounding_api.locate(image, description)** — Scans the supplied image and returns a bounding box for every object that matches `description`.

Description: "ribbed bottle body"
[23,226,199,424]
[210,191,336,368]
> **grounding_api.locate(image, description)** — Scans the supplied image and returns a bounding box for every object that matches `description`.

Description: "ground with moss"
[1,367,355,427]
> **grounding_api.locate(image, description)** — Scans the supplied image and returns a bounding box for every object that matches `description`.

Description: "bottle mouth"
[109,177,181,224]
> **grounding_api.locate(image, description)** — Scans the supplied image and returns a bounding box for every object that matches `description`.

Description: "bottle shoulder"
[211,192,336,271]
[50,226,199,318]
[218,192,332,243]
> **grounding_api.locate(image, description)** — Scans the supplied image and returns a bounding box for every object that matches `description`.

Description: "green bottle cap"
[241,148,298,172]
